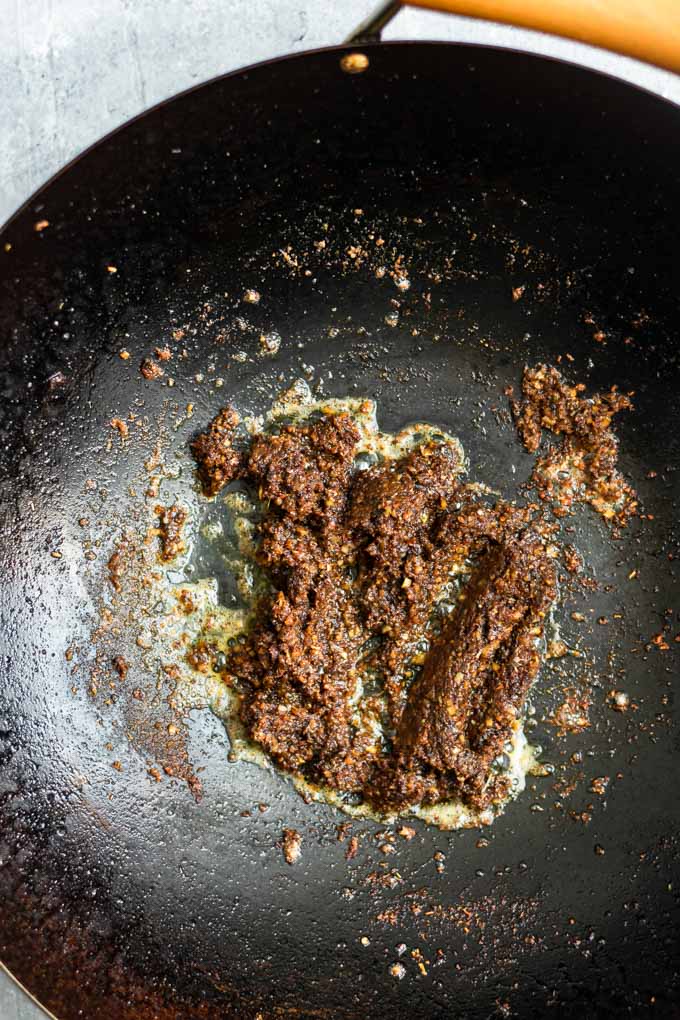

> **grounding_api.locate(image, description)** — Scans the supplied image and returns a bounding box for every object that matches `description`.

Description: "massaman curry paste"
[184,366,634,824]
[189,368,630,824]
[508,363,635,525]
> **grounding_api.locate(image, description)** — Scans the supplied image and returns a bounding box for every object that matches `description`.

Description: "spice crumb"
[112,655,129,680]
[345,835,360,860]
[282,828,302,865]
[609,690,630,712]
[110,418,129,439]
[140,358,164,380]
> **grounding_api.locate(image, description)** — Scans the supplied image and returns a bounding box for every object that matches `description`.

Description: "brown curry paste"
[192,404,559,818]
[508,363,635,524]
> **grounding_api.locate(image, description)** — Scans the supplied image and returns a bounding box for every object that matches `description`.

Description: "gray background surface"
[1,2,678,1017]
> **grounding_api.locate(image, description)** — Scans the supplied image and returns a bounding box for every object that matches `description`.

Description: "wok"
[1,2,680,1017]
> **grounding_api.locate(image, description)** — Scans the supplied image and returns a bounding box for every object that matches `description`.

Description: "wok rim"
[2,35,679,240]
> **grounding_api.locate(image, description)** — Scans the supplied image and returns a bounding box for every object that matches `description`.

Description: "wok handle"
[403,0,680,72]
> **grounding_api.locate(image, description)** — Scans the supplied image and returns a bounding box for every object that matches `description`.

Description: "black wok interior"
[0,42,679,1019]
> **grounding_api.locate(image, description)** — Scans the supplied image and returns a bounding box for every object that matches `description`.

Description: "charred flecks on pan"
[191,403,561,823]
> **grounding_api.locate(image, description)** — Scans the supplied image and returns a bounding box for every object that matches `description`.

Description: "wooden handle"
[404,0,680,72]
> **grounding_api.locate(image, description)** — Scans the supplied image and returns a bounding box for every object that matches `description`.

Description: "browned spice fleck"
[112,656,129,680]
[282,828,302,865]
[185,640,217,674]
[550,688,591,734]
[156,504,188,562]
[110,418,129,439]
[154,346,172,361]
[563,544,583,574]
[609,689,630,712]
[345,835,360,860]
[140,358,164,380]
[547,639,568,659]
[177,588,196,614]
[187,774,203,800]
[107,537,129,591]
